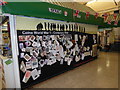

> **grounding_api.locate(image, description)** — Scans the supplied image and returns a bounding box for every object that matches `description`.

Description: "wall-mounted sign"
[49,8,62,14]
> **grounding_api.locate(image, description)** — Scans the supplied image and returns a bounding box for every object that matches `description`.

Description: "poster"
[17,30,97,88]
[92,44,98,57]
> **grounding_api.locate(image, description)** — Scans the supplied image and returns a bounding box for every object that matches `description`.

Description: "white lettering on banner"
[22,31,33,35]
[44,32,49,34]
[21,31,69,35]
[53,31,69,34]
[34,31,44,34]
[49,8,62,14]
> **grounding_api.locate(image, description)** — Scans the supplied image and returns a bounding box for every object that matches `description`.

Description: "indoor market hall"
[0,0,119,89]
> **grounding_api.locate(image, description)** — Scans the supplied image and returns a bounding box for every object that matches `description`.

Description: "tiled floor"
[31,51,118,88]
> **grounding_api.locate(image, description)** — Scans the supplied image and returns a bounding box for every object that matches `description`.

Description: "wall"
[113,27,120,41]
[16,16,98,34]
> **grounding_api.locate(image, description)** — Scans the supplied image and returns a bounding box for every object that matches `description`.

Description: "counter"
[0,55,15,88]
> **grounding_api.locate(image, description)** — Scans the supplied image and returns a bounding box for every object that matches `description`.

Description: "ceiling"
[49,0,119,15]
[84,0,119,14]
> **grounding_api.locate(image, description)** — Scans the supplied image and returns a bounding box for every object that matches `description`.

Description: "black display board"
[17,30,97,88]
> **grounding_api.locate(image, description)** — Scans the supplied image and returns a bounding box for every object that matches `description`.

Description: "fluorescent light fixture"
[87,0,97,4]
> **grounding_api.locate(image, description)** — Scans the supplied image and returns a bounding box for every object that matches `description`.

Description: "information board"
[17,30,97,88]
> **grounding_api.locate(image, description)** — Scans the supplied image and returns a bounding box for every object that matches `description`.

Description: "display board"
[17,30,97,88]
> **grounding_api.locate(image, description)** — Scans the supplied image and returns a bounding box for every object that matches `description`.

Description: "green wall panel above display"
[1,2,120,27]
[2,2,73,22]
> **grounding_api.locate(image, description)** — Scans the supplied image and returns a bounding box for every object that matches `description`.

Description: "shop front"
[0,2,101,89]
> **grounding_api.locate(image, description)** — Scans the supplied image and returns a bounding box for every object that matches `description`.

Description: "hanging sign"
[107,20,111,25]
[114,20,118,26]
[74,10,79,17]
[103,13,108,21]
[86,12,90,19]
[113,13,117,21]
[73,10,81,18]
[94,13,99,19]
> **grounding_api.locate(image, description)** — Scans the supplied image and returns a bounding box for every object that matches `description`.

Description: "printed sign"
[49,8,62,14]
